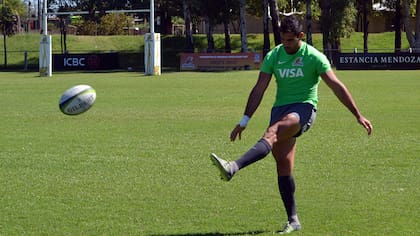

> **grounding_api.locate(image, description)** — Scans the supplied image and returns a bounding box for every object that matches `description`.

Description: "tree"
[362,0,369,52]
[5,0,26,15]
[306,0,313,45]
[199,0,216,52]
[239,0,247,52]
[51,0,145,23]
[222,0,232,53]
[59,17,68,53]
[183,0,194,52]
[269,0,281,45]
[382,0,403,52]
[274,0,317,45]
[99,13,133,35]
[262,0,270,57]
[0,5,18,68]
[402,0,420,52]
[319,0,356,62]
[221,0,241,53]
[394,0,402,52]
[156,0,183,34]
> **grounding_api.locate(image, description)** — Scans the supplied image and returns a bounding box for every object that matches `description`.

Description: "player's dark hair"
[280,16,303,36]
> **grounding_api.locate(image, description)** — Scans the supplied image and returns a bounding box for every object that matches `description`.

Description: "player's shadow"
[149,230,268,236]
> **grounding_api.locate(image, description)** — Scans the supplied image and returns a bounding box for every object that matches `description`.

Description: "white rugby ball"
[59,84,96,115]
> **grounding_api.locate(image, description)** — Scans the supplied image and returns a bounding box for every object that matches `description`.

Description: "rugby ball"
[59,84,96,115]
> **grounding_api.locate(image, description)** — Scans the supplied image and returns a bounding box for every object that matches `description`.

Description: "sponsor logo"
[278,68,304,78]
[339,55,420,64]
[64,57,86,67]
[292,57,304,66]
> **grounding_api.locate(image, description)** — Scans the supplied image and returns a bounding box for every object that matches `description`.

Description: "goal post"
[144,0,161,75]
[40,0,160,76]
[39,0,52,77]
[39,35,52,77]
[144,32,161,75]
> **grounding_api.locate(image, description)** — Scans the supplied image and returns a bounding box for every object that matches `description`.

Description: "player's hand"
[230,124,246,141]
[357,116,373,136]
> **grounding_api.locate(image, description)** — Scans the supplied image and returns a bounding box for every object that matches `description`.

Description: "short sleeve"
[316,53,332,75]
[260,50,275,74]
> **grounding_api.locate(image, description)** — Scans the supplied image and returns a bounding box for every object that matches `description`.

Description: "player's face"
[281,32,304,54]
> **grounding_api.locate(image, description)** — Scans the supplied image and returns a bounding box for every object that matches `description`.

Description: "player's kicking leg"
[210,138,271,181]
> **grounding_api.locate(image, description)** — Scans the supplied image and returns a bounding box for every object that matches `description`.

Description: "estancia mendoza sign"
[334,52,420,70]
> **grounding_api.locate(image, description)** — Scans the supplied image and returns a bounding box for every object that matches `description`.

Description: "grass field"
[0,70,419,235]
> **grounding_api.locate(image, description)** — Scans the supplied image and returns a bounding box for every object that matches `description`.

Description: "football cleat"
[278,221,301,234]
[210,153,233,181]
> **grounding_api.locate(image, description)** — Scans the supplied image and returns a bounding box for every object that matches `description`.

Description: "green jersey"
[261,42,331,108]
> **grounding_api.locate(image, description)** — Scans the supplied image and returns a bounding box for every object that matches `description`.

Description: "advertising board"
[334,53,420,70]
[180,52,262,71]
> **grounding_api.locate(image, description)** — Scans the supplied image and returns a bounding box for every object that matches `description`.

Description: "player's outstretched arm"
[321,70,373,135]
[230,72,272,141]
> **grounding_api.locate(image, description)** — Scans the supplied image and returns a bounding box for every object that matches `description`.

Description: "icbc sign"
[64,57,86,67]
[53,53,119,71]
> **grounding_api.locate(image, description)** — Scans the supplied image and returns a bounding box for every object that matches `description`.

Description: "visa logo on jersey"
[278,57,304,78]
[278,68,304,78]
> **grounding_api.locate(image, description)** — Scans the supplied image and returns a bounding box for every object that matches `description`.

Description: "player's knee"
[282,113,301,133]
[285,112,300,125]
[263,127,278,144]
[277,164,292,176]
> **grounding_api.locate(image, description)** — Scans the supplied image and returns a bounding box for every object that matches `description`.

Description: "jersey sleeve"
[316,52,332,75]
[260,50,275,74]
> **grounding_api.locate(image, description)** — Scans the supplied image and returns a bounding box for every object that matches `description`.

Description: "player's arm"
[231,72,272,141]
[321,70,373,135]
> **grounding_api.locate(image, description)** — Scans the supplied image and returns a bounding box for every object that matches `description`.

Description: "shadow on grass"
[149,230,268,236]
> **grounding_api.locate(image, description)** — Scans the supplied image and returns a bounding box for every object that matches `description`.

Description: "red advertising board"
[180,52,262,71]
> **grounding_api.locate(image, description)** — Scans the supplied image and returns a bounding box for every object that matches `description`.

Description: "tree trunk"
[160,11,172,34]
[223,0,231,53]
[205,16,215,53]
[414,0,420,51]
[417,0,420,42]
[183,0,194,52]
[239,0,248,52]
[64,24,67,53]
[269,0,281,45]
[306,0,313,45]
[402,0,420,52]
[3,28,7,68]
[395,0,402,52]
[60,19,64,54]
[320,0,331,59]
[263,0,270,57]
[224,20,231,53]
[322,31,333,64]
[363,0,368,53]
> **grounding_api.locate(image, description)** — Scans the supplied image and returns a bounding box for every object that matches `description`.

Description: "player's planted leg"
[273,137,301,234]
[278,221,301,234]
[278,175,301,234]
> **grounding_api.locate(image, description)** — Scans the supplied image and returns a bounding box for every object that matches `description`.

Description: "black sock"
[234,138,271,170]
[278,176,299,223]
